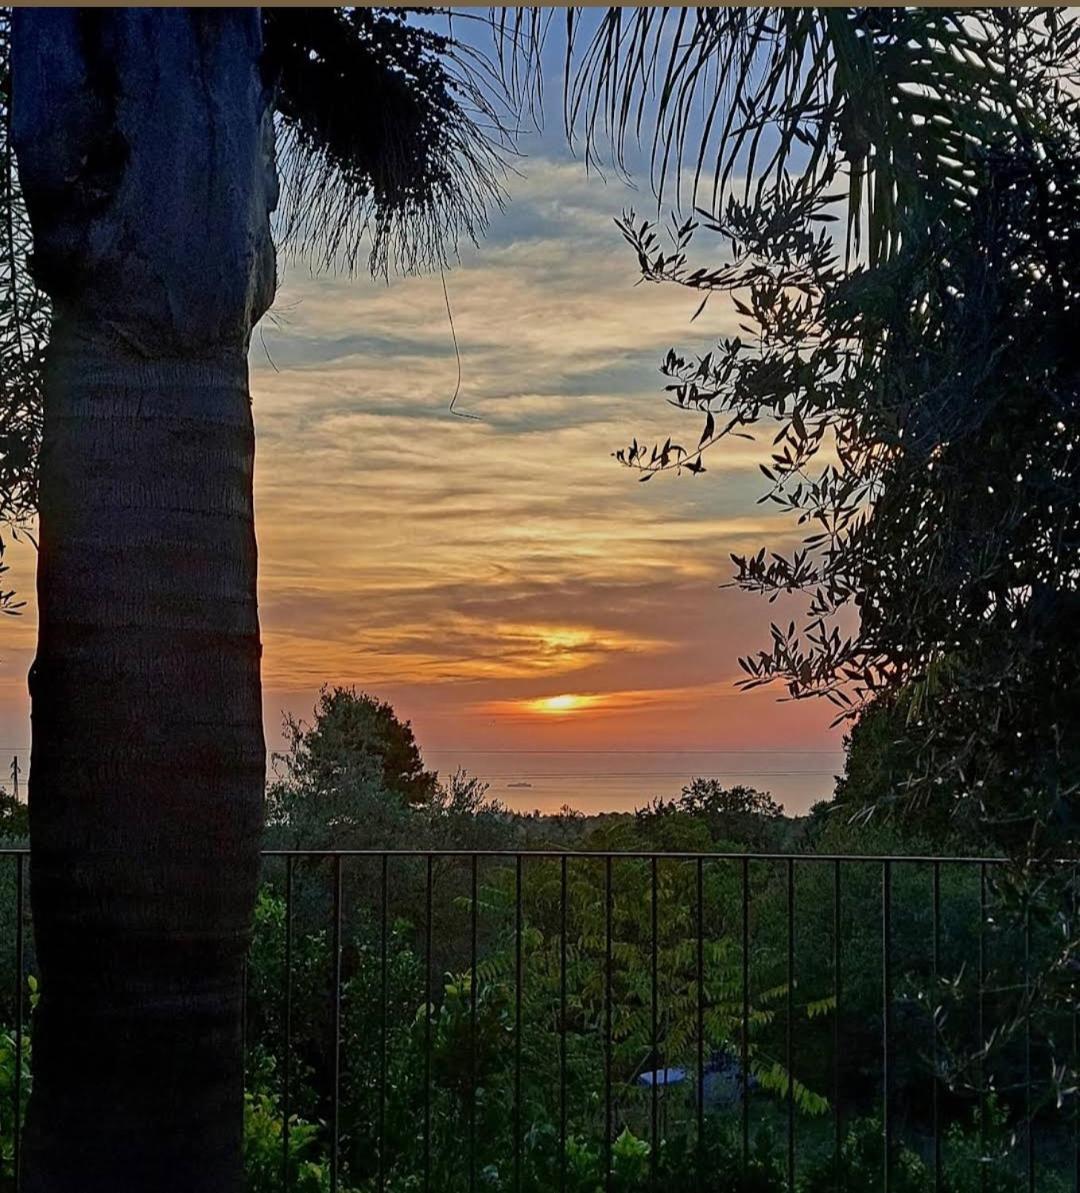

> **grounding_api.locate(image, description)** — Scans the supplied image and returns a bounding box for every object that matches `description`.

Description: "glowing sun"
[530,693,596,715]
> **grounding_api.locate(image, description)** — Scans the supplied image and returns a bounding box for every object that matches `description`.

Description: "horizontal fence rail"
[0,849,1077,1192]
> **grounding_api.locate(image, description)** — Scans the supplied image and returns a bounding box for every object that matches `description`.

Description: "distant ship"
[506,781,533,788]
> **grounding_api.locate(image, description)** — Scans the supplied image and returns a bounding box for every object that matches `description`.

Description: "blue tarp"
[636,1067,687,1087]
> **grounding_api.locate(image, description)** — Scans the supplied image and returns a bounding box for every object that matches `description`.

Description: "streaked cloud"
[0,152,842,806]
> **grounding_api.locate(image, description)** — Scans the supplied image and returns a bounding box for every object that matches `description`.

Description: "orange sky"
[0,154,844,813]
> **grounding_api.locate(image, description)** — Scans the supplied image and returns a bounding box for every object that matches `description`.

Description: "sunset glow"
[0,149,843,814]
[531,693,596,715]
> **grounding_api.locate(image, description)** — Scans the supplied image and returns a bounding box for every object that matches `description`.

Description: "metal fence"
[1,848,1077,1192]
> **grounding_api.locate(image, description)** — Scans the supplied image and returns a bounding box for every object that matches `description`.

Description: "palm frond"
[265,7,516,277]
[494,8,833,201]
[494,6,1080,263]
[0,6,521,610]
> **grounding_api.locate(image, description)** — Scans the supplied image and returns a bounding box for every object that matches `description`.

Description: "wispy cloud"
[0,152,842,797]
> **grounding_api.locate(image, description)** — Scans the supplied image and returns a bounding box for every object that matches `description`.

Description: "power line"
[427,749,844,756]
[482,773,844,782]
[0,745,845,753]
[0,747,844,755]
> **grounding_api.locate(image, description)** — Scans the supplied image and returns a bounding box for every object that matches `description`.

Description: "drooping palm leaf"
[265,7,515,276]
[496,7,1079,264]
[0,5,518,607]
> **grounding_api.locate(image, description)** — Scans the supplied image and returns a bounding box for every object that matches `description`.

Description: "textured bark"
[11,10,276,1189]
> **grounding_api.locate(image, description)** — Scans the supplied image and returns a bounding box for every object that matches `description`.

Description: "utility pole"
[9,754,19,799]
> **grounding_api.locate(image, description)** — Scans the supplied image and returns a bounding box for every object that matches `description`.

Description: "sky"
[0,21,846,814]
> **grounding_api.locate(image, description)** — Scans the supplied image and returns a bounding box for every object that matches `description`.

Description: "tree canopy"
[278,685,438,808]
[612,11,1080,852]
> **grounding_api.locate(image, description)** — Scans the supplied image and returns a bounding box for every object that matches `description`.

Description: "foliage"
[612,16,1080,853]
[0,825,1073,1190]
[243,848,833,1191]
[244,1073,336,1193]
[0,10,48,617]
[831,695,991,849]
[636,780,786,851]
[274,685,438,812]
[0,792,26,841]
[265,688,510,865]
[250,840,1074,1191]
[0,976,33,1182]
[237,839,1078,1190]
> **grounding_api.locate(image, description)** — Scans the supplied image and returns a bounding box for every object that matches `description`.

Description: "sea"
[423,749,846,818]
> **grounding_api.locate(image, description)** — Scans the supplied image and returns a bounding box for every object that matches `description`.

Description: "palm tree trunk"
[11,11,276,1189]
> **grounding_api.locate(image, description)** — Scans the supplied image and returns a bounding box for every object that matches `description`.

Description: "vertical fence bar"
[741,856,750,1176]
[833,859,842,1191]
[424,854,433,1193]
[282,855,294,1191]
[330,854,343,1193]
[696,857,705,1193]
[560,854,568,1193]
[1025,897,1034,1193]
[13,852,24,1192]
[932,861,941,1193]
[470,854,479,1193]
[605,854,614,1193]
[1073,865,1078,1193]
[882,860,892,1193]
[241,954,248,1085]
[379,853,388,1193]
[514,855,523,1193]
[979,863,987,1193]
[787,858,795,1193]
[651,855,659,1191]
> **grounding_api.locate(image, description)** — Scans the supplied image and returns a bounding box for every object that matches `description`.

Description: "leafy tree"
[279,686,438,809]
[636,781,785,851]
[611,15,1080,853]
[830,694,987,847]
[0,791,26,841]
[479,7,1075,853]
[267,688,507,859]
[668,780,783,824]
[267,755,410,856]
[0,11,43,621]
